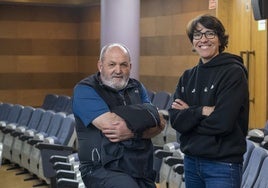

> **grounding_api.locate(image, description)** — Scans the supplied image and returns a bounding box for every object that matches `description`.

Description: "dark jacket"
[169,53,249,163]
[75,73,160,180]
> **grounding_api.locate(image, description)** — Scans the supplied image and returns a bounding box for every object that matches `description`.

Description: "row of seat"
[49,153,84,188]
[146,90,182,184]
[155,142,184,188]
[148,90,268,188]
[150,91,184,188]
[241,139,268,187]
[12,91,268,188]
[0,97,77,187]
[29,91,268,188]
[154,121,268,188]
[41,94,73,115]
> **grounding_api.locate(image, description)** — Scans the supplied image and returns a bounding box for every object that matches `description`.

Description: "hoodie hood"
[198,52,247,77]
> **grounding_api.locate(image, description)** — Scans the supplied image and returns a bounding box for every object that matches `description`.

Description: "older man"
[72,43,165,188]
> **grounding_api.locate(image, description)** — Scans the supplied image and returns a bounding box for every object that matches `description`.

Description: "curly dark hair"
[186,14,229,53]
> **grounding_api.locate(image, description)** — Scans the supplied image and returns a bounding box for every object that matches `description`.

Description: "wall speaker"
[251,0,268,20]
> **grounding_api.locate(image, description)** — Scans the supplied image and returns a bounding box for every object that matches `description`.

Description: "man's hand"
[92,112,134,142]
[102,120,134,142]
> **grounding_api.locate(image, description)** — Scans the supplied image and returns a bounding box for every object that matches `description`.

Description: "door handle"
[240,50,255,103]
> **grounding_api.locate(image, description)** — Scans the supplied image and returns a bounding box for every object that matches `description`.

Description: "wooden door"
[217,0,267,129]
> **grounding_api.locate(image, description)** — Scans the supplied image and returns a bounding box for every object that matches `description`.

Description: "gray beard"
[101,77,129,91]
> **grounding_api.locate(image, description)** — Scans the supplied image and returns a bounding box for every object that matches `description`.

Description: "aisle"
[0,163,49,188]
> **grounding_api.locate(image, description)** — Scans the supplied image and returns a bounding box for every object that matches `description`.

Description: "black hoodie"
[169,52,249,163]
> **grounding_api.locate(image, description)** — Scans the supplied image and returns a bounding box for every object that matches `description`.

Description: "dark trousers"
[82,166,156,188]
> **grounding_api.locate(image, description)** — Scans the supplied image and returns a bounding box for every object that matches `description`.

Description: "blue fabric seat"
[241,146,268,188]
[252,156,268,188]
[2,106,35,161]
[11,108,46,165]
[41,94,58,110]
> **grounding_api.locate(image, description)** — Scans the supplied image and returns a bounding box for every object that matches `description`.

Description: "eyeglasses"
[193,31,217,40]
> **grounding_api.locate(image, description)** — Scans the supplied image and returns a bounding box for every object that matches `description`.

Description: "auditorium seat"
[10,108,45,166]
[241,146,268,188]
[0,104,23,130]
[53,95,72,113]
[243,139,256,172]
[154,142,182,187]
[0,104,24,142]
[152,91,171,110]
[247,121,268,144]
[146,89,155,102]
[0,103,13,122]
[252,156,268,188]
[28,112,66,177]
[260,135,268,150]
[35,114,77,185]
[2,106,35,162]
[20,110,54,171]
[0,142,2,167]
[168,162,185,188]
[41,94,59,111]
[50,153,85,188]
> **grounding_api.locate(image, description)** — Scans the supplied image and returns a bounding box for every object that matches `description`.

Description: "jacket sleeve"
[111,103,160,133]
[169,74,204,133]
[169,103,204,133]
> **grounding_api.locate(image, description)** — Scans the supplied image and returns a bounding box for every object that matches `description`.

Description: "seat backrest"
[253,156,268,188]
[243,139,256,172]
[16,106,35,126]
[41,94,59,110]
[63,96,72,114]
[0,103,13,121]
[35,110,55,133]
[44,112,66,137]
[56,114,76,146]
[164,93,174,110]
[146,89,155,102]
[152,91,171,110]
[26,108,46,130]
[53,95,71,113]
[241,146,268,188]
[262,120,268,135]
[6,104,24,123]
[0,142,2,167]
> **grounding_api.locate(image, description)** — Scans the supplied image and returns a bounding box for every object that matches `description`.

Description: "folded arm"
[93,103,166,142]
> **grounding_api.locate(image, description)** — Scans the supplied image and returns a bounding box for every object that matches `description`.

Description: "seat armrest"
[173,163,184,174]
[35,143,74,151]
[164,156,183,166]
[56,169,76,179]
[27,139,43,145]
[2,128,15,134]
[11,131,24,137]
[50,155,69,164]
[261,140,268,150]
[19,135,33,141]
[247,129,264,143]
[154,149,173,159]
[54,161,73,171]
[57,178,80,188]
